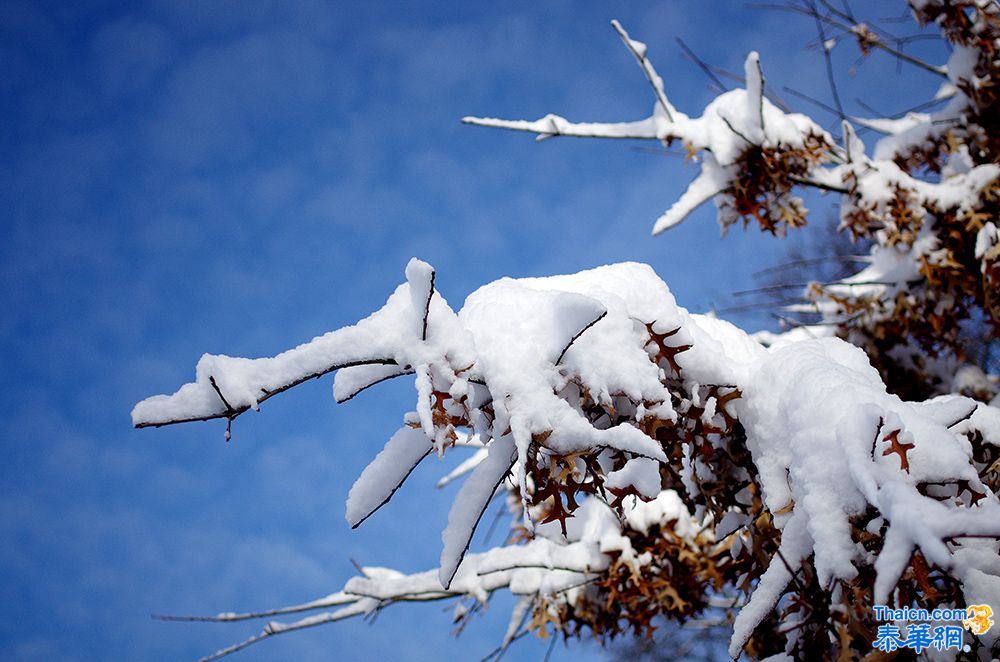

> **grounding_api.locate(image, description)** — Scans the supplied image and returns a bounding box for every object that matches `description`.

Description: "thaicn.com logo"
[871,604,994,653]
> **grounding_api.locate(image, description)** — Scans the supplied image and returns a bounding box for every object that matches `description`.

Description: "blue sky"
[0,1,944,660]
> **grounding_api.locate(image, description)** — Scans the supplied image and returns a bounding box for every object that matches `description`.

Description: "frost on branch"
[138,259,1000,660]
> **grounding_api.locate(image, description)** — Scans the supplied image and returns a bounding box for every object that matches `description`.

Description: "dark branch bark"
[441,448,517,589]
[421,269,435,341]
[134,358,399,429]
[555,311,608,366]
[335,369,415,404]
[351,445,434,529]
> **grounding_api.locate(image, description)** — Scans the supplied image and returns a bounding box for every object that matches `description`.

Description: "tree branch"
[335,368,415,404]
[461,115,662,141]
[676,37,729,93]
[808,0,847,121]
[555,311,608,366]
[610,20,676,122]
[133,357,399,429]
[350,445,434,529]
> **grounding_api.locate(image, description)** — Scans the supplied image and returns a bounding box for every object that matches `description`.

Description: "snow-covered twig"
[610,19,677,122]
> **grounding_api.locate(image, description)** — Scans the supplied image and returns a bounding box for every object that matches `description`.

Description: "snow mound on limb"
[730,337,1000,655]
[135,259,1000,657]
[132,258,477,435]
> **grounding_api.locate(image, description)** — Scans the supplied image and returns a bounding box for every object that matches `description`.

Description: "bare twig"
[479,628,530,662]
[752,1,947,77]
[782,86,843,120]
[752,255,868,278]
[808,0,847,120]
[676,37,729,92]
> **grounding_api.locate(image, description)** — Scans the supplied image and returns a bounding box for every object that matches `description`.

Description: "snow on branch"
[460,114,665,141]
[139,6,1000,659]
[131,257,465,433]
[609,19,677,123]
[159,492,707,661]
[139,258,1000,659]
[466,9,1000,406]
[344,426,434,529]
[464,20,836,236]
